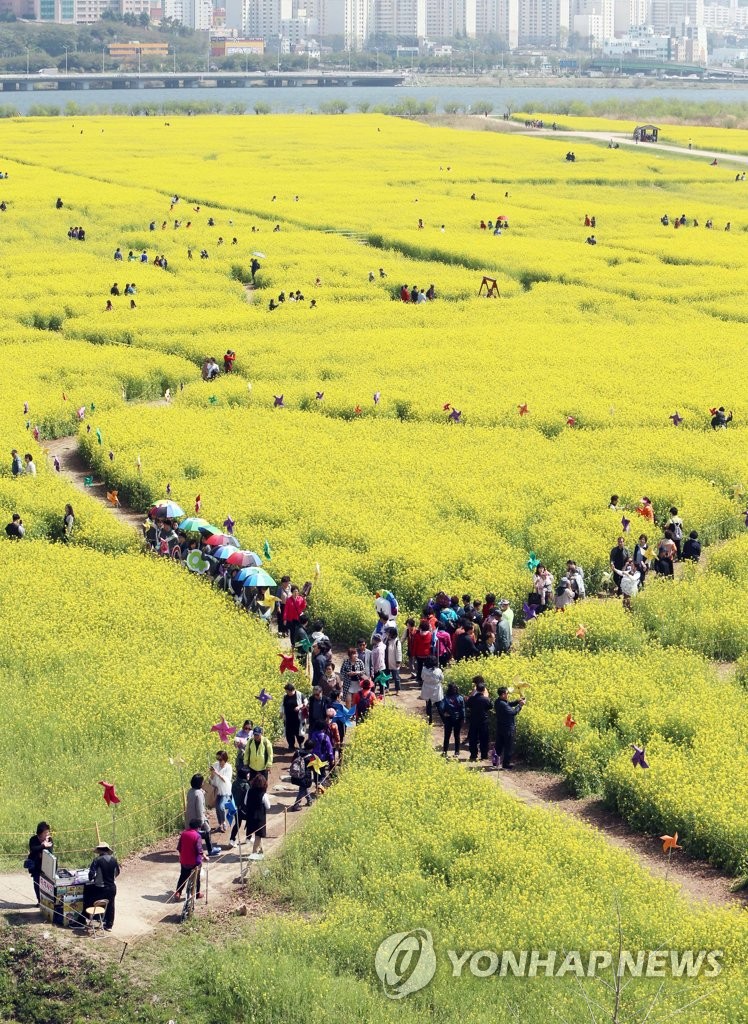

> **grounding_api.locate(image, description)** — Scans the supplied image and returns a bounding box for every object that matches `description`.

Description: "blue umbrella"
[212,545,237,560]
[237,568,277,587]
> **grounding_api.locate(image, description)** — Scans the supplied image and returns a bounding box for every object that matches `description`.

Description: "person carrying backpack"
[353,679,375,721]
[438,683,466,756]
[229,768,250,847]
[290,740,315,810]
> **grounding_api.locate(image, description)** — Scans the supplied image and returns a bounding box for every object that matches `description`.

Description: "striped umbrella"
[226,550,262,568]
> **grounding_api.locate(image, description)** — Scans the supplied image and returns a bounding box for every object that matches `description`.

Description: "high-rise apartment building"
[246,0,292,38]
[369,0,426,37]
[613,0,649,32]
[518,0,569,44]
[648,0,703,31]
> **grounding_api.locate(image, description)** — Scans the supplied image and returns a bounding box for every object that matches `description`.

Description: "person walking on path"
[283,586,307,645]
[289,740,315,810]
[228,768,251,847]
[438,683,465,756]
[496,610,512,654]
[245,726,273,780]
[86,842,120,931]
[384,626,402,693]
[244,775,271,855]
[174,820,203,900]
[340,646,365,706]
[494,686,525,770]
[282,681,305,751]
[682,531,701,562]
[466,676,492,762]
[209,751,232,832]
[610,537,630,594]
[185,774,218,856]
[419,655,444,724]
[410,619,433,683]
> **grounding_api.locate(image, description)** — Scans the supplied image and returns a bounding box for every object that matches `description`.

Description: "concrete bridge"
[0,70,406,91]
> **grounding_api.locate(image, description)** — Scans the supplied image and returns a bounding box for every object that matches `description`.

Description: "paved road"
[525,127,748,165]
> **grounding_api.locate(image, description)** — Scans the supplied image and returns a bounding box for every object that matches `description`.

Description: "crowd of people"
[660,212,734,231]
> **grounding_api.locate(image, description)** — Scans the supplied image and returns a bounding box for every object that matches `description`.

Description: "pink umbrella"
[226,550,263,568]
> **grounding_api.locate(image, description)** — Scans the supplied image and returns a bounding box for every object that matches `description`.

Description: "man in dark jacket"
[682,531,701,562]
[466,676,492,761]
[610,537,630,594]
[494,687,526,769]
[311,640,329,689]
[86,842,121,931]
[27,821,52,905]
[308,685,329,732]
[454,622,482,661]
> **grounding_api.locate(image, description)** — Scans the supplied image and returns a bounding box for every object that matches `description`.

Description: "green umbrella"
[179,517,218,533]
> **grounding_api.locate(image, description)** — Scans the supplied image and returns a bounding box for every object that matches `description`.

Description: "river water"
[4,81,748,115]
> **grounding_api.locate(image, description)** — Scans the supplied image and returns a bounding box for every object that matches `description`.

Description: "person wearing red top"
[223,350,236,373]
[175,820,203,900]
[410,620,434,683]
[283,586,307,645]
[400,285,410,302]
[482,593,496,620]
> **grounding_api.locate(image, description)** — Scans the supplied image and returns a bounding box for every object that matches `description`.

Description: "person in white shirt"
[419,656,444,724]
[554,578,575,611]
[209,751,233,833]
[371,634,386,691]
[24,454,36,477]
[613,561,641,611]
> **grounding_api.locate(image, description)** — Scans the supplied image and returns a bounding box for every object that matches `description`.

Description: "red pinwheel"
[195,494,202,514]
[566,416,576,426]
[62,392,68,401]
[443,402,451,411]
[211,716,236,743]
[99,781,121,807]
[709,407,718,416]
[279,653,298,674]
[575,624,587,639]
[564,714,576,730]
[354,405,362,415]
[518,403,529,416]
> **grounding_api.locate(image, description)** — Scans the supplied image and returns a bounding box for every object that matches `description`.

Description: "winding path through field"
[22,427,747,915]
